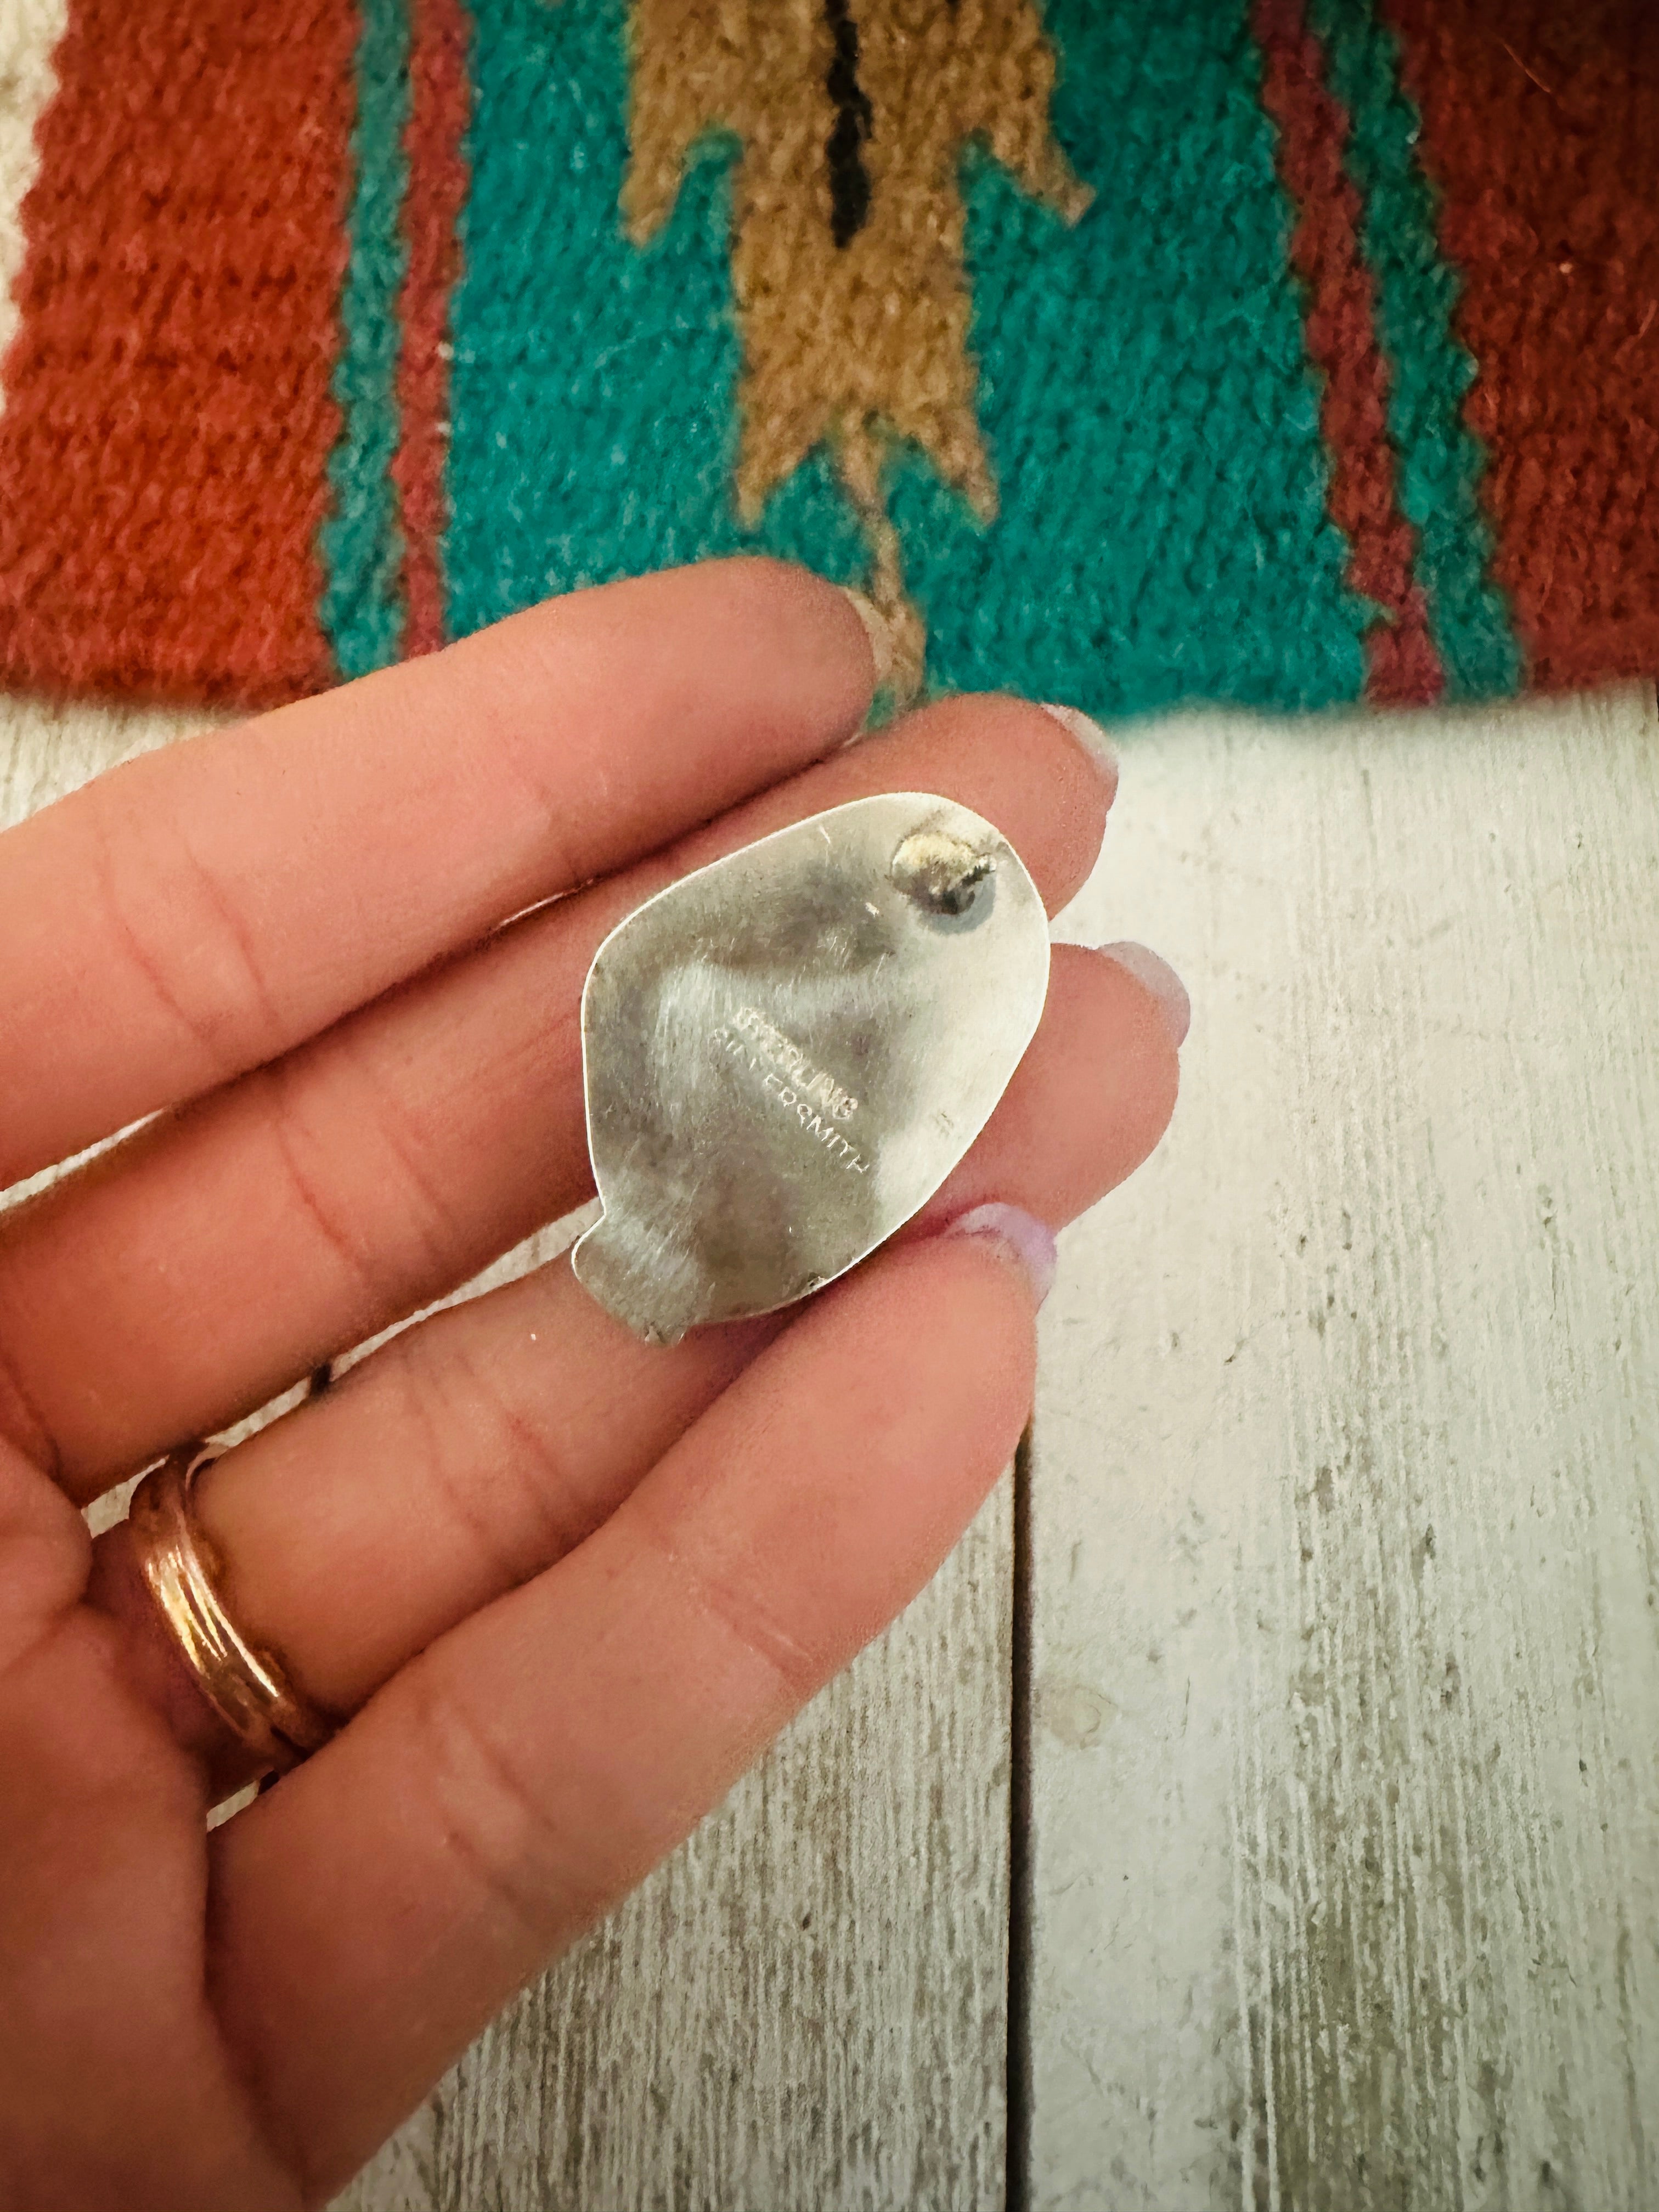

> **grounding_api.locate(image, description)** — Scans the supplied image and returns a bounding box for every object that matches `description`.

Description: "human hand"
[0,561,1181,2209]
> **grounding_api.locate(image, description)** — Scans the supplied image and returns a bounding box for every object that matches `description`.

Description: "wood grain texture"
[336,1482,1010,2212]
[18,678,1657,2209]
[0,689,1014,2212]
[1034,686,1659,2211]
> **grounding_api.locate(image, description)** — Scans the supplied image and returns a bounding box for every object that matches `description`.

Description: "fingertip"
[940,1202,1058,1309]
[862,693,1111,914]
[1039,701,1119,812]
[696,556,881,732]
[442,555,879,783]
[1085,940,1183,1130]
[1097,939,1190,1049]
[842,1231,1041,1467]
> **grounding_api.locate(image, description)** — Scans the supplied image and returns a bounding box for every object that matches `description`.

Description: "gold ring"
[127,1443,335,1771]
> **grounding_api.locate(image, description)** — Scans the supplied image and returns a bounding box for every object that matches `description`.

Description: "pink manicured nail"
[944,1202,1059,1309]
[1040,701,1117,783]
[1098,940,1190,1048]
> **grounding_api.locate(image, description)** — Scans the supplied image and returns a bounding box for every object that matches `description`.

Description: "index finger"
[0,560,875,1187]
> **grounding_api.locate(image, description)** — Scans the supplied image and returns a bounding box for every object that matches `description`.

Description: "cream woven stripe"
[0,0,69,425]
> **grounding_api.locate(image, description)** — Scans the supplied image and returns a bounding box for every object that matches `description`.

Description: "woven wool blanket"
[0,0,1655,719]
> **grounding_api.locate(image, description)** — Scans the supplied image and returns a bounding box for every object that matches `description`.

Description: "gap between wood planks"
[1007,1421,1037,2212]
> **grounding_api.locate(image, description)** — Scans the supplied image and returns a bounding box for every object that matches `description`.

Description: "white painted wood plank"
[338,1478,1011,2212]
[1,691,1014,2212]
[1034,686,1659,2210]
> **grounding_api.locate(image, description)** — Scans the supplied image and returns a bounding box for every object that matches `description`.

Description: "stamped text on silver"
[713,1005,870,1172]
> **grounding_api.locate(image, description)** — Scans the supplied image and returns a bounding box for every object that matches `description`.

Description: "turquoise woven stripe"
[445,0,1366,715]
[904,0,1368,714]
[320,0,411,681]
[1307,0,1521,698]
[445,0,865,640]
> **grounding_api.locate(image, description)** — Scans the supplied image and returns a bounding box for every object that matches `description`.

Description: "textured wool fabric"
[0,0,356,702]
[1,0,1656,718]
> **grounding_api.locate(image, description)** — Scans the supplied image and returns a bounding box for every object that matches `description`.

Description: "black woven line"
[823,0,873,248]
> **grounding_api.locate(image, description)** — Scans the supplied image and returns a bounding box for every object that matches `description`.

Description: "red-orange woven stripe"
[1383,0,1659,693]
[0,0,356,703]
[393,0,472,658]
[1255,0,1441,707]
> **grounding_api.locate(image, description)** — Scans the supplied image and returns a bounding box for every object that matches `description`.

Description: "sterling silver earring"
[573,792,1050,1344]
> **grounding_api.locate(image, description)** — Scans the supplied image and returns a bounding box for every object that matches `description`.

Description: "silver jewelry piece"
[573,791,1051,1344]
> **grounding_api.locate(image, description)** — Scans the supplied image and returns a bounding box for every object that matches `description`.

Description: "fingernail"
[1041,701,1118,786]
[1098,940,1190,1048]
[839,586,895,689]
[944,1201,1059,1309]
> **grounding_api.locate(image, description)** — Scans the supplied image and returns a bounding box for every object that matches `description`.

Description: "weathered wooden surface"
[1036,685,1659,2211]
[1,691,1014,2212]
[12,678,1659,2208]
[335,1493,1010,2212]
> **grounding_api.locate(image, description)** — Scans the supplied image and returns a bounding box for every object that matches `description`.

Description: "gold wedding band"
[128,1443,335,1771]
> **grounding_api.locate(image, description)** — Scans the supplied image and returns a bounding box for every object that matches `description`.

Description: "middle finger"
[1,696,1108,1499]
